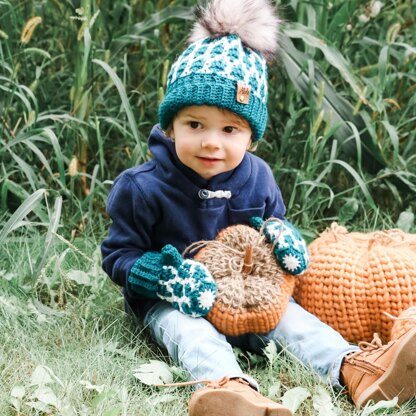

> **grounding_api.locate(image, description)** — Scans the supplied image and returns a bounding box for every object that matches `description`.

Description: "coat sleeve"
[101,171,157,295]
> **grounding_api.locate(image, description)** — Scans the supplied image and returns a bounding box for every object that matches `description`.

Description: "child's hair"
[158,0,280,142]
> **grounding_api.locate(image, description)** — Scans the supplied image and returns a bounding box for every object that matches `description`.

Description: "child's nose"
[201,131,221,149]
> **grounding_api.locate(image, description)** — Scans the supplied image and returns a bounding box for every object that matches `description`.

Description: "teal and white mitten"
[158,245,217,317]
[250,217,309,275]
[129,245,217,317]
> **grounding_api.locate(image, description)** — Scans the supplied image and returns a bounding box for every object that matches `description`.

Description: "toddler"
[101,0,416,414]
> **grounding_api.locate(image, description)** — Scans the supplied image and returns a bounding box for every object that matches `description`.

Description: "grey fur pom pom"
[189,0,280,60]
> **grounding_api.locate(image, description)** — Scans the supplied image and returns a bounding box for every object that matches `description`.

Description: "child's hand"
[250,217,309,275]
[157,244,217,317]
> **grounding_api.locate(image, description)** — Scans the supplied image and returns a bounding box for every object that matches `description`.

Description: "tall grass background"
[0,0,415,414]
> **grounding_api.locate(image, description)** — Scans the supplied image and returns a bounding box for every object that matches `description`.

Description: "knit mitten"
[250,217,309,275]
[128,245,217,317]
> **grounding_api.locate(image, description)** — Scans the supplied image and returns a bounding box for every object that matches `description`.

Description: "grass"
[1,223,416,415]
[1,0,416,414]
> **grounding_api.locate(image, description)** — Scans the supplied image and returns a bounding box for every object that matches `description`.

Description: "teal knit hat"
[158,0,280,142]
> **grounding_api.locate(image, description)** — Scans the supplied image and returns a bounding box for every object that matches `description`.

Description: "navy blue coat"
[101,125,286,316]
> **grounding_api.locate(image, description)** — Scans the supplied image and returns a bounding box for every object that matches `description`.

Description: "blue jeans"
[143,298,359,389]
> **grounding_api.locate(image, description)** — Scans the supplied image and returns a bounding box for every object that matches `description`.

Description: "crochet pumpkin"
[192,224,295,336]
[293,223,416,343]
[390,306,416,340]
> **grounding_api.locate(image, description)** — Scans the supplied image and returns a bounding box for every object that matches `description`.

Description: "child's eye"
[189,121,201,129]
[223,126,237,134]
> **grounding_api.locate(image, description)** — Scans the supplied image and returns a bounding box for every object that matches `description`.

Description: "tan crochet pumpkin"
[192,224,295,336]
[294,223,416,343]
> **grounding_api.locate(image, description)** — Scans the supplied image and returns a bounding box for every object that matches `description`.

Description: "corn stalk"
[71,0,97,196]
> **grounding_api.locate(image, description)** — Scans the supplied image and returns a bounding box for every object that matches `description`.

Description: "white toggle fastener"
[198,189,232,200]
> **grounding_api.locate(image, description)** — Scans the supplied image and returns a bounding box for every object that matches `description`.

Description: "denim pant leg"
[227,299,359,388]
[144,301,258,388]
[261,298,359,388]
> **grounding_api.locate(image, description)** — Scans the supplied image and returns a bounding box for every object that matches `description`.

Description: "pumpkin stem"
[243,245,253,274]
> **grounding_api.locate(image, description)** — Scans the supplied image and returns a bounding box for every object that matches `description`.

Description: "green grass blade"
[284,22,366,100]
[21,47,52,60]
[112,6,193,49]
[93,58,146,160]
[0,188,45,244]
[381,120,399,162]
[42,127,66,187]
[24,140,54,178]
[0,83,33,115]
[2,180,49,224]
[32,195,62,279]
[345,121,363,173]
[330,159,376,210]
[280,34,386,170]
[378,45,389,91]
[10,151,39,191]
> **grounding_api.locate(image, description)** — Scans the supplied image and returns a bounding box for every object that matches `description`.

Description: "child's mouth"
[197,156,222,166]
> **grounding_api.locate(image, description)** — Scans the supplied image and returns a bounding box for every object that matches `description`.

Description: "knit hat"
[158,0,280,141]
[293,223,416,343]
[190,224,295,336]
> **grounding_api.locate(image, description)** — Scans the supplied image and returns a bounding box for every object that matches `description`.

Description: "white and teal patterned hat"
[158,0,280,141]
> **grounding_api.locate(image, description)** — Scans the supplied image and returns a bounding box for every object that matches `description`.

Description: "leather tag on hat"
[236,82,250,105]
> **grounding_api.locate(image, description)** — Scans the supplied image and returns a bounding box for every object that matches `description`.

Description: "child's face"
[170,105,252,180]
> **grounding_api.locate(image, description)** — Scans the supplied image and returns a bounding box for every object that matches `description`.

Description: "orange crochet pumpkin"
[294,223,416,343]
[390,306,416,340]
[192,224,295,336]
